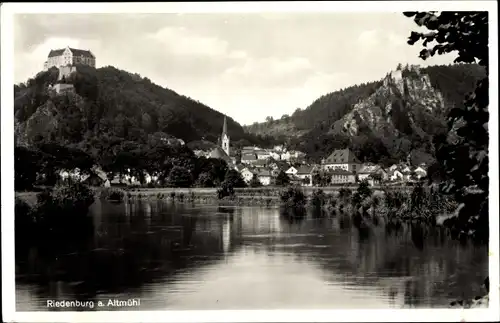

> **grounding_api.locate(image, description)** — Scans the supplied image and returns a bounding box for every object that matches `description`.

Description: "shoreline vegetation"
[14,180,477,241]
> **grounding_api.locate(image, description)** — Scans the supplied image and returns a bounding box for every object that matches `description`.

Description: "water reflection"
[16,201,488,311]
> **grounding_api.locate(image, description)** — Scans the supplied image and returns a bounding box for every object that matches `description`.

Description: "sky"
[13,12,455,125]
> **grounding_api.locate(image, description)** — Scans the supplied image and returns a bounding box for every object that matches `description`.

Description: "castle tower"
[221,116,230,156]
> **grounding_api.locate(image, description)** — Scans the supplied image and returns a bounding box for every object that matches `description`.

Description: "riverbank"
[15,183,454,222]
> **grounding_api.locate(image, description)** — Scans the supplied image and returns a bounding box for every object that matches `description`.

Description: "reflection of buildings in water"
[239,208,282,235]
[222,216,231,255]
[124,201,130,217]
[142,201,152,226]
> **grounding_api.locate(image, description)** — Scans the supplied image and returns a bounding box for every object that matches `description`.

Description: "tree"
[249,174,262,188]
[166,166,193,187]
[195,172,214,188]
[15,146,42,191]
[223,169,247,188]
[404,11,489,242]
[275,170,290,186]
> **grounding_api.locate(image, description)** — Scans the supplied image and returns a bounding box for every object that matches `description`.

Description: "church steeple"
[221,116,230,156]
[222,116,228,135]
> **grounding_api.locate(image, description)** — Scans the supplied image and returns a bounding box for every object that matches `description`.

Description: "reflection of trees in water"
[16,203,488,309]
[245,209,488,308]
[16,200,242,304]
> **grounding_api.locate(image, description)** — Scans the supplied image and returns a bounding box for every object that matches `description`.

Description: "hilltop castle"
[43,46,96,70]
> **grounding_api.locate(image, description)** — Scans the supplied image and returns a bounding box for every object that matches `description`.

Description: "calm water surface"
[16,200,488,310]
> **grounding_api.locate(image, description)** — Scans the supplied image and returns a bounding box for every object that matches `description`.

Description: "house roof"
[241,153,257,161]
[296,166,314,175]
[253,159,267,166]
[48,49,65,57]
[388,169,403,176]
[209,147,232,162]
[235,164,246,171]
[48,48,95,58]
[324,148,360,164]
[358,165,385,174]
[256,169,271,177]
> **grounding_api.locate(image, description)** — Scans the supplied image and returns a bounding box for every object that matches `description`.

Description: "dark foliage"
[404,11,489,243]
[15,65,266,159]
[275,170,291,186]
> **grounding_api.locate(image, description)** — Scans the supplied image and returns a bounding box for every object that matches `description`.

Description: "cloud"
[148,26,236,58]
[221,56,314,88]
[358,30,379,48]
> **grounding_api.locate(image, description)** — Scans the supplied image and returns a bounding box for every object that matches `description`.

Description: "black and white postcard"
[1,1,499,322]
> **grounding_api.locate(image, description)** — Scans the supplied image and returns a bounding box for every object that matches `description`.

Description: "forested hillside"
[244,63,485,166]
[14,65,273,158]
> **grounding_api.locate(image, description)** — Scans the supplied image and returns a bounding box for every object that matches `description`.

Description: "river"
[15,199,488,310]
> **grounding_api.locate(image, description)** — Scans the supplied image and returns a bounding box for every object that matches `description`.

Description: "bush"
[310,189,326,209]
[279,186,306,208]
[18,183,96,240]
[15,198,35,237]
[100,187,125,202]
[249,174,262,188]
[217,181,235,199]
[338,187,352,200]
[37,183,95,217]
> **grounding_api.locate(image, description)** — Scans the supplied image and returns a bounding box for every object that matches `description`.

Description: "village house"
[401,169,412,181]
[295,165,315,186]
[49,83,75,95]
[81,172,111,187]
[253,159,267,168]
[241,153,258,164]
[144,172,160,185]
[388,169,404,182]
[285,166,298,176]
[256,150,271,160]
[357,165,388,185]
[240,167,255,183]
[388,164,399,172]
[269,151,281,160]
[322,148,362,173]
[413,166,427,179]
[329,169,356,185]
[255,169,272,186]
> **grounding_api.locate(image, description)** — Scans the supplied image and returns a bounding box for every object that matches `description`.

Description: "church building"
[208,116,233,165]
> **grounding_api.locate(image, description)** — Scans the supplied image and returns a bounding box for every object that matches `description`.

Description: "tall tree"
[404,11,489,242]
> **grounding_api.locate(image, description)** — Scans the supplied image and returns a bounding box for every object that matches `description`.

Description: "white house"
[322,148,362,173]
[256,169,272,186]
[255,149,271,160]
[329,169,356,184]
[295,166,315,186]
[388,169,404,181]
[240,168,255,183]
[269,151,281,160]
[389,164,399,172]
[357,165,388,184]
[401,165,412,173]
[144,172,160,185]
[414,166,427,179]
[285,166,298,176]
